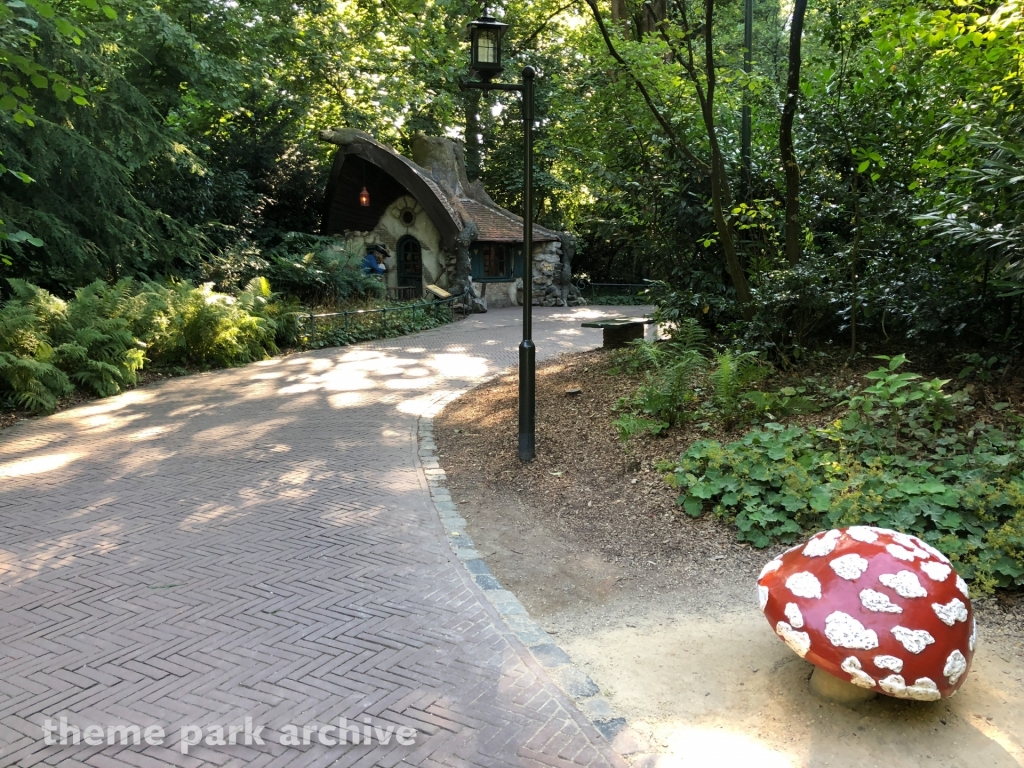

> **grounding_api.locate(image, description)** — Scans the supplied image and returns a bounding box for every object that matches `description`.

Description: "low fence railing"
[300,294,463,349]
[574,281,650,303]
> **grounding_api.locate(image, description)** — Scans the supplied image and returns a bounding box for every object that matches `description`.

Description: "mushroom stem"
[809,666,878,706]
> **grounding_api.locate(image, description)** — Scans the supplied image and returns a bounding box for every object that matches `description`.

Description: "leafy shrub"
[611,332,774,437]
[0,279,144,411]
[304,300,455,349]
[736,254,841,363]
[588,293,649,306]
[263,237,384,307]
[129,281,278,368]
[645,278,736,333]
[661,356,1024,591]
[954,352,1014,383]
[0,288,71,413]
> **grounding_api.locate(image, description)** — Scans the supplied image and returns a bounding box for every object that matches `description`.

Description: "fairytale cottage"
[318,129,583,310]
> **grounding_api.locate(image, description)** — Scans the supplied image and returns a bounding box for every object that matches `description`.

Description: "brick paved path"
[0,306,648,768]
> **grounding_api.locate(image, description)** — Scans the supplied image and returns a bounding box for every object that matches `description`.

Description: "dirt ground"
[434,349,1024,768]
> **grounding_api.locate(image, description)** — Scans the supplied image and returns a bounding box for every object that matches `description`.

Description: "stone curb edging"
[418,392,644,759]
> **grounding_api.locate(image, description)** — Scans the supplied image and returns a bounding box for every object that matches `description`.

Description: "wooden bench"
[580,316,655,348]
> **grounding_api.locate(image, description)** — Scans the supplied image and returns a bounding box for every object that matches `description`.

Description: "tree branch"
[583,0,707,172]
[510,1,578,54]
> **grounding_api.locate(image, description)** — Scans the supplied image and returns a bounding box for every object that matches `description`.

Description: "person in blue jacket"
[361,247,388,275]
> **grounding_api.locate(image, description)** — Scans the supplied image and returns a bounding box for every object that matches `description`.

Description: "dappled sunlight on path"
[0,305,650,768]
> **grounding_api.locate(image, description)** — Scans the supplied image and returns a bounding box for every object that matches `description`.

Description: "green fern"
[0,283,71,412]
[613,413,670,441]
[0,276,283,412]
[710,350,767,428]
[54,280,145,397]
[136,281,278,367]
[611,323,707,375]
[0,349,71,413]
[667,317,709,353]
[744,389,819,419]
[611,338,663,373]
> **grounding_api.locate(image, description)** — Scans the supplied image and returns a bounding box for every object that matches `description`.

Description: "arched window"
[396,235,423,288]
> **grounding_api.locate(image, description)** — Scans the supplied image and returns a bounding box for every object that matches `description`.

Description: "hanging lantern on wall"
[359,186,370,207]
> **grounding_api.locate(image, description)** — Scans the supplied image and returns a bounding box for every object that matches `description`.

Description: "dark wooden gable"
[321,154,409,235]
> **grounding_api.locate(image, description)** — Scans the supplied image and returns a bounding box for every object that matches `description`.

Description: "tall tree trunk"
[700,0,754,314]
[709,151,753,311]
[585,0,753,314]
[464,89,482,180]
[849,168,861,356]
[611,0,628,26]
[780,0,808,266]
[642,0,666,35]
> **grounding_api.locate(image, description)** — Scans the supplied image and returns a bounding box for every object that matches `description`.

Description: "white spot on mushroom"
[776,621,811,658]
[860,589,903,613]
[886,543,920,562]
[879,570,928,598]
[920,561,952,582]
[759,558,783,580]
[830,553,870,581]
[932,598,969,626]
[897,536,950,565]
[758,585,769,611]
[874,654,904,673]
[784,602,804,629]
[956,575,970,599]
[803,529,842,557]
[891,626,936,654]
[846,526,879,543]
[891,532,916,548]
[824,611,879,650]
[878,675,941,701]
[841,656,877,689]
[969,617,977,652]
[786,571,822,599]
[918,541,950,563]
[944,649,967,686]
[892,533,931,560]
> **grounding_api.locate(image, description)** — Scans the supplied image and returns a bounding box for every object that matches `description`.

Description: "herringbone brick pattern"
[0,307,646,768]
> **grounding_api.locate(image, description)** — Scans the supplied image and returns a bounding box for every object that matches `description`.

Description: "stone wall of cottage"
[342,195,448,293]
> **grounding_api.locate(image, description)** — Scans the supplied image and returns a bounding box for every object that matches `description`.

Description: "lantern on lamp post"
[463,8,537,463]
[468,12,508,82]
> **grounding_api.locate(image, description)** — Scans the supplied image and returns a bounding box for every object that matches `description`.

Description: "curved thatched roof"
[320,129,463,249]
[319,129,561,248]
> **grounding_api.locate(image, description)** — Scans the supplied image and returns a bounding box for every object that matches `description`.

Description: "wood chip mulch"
[433,348,774,573]
[434,347,1024,633]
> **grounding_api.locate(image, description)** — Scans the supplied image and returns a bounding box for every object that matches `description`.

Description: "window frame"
[470,242,522,283]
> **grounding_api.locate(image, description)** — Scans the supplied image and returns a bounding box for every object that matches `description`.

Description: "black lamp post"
[464,8,537,463]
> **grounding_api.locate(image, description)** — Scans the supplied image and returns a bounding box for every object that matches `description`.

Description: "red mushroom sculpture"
[758,526,975,701]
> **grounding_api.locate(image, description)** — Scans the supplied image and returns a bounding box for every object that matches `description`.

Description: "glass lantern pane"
[477,30,498,64]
